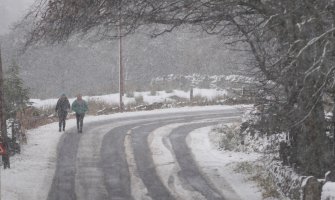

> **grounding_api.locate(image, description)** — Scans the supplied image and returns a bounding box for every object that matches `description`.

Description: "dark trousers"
[76,113,85,131]
[2,154,10,169]
[58,111,68,129]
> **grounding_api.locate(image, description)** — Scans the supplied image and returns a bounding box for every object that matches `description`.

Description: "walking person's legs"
[58,112,66,132]
[79,114,84,133]
[62,112,67,131]
[63,120,66,131]
[58,121,62,132]
[79,114,85,133]
[76,113,80,132]
[58,113,62,132]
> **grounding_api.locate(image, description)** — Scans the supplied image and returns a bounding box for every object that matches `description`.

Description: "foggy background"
[0,0,248,99]
[0,0,34,35]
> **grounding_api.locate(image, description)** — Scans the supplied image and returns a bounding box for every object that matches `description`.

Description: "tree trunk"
[296,76,328,177]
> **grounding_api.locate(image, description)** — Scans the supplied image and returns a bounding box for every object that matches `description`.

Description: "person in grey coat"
[55,94,70,132]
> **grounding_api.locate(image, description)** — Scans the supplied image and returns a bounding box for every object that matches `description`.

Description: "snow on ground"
[30,88,228,109]
[322,182,335,200]
[0,105,239,200]
[187,126,263,200]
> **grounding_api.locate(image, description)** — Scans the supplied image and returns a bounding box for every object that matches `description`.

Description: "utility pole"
[0,45,2,200]
[333,98,335,156]
[0,47,7,143]
[119,0,124,112]
[0,45,8,200]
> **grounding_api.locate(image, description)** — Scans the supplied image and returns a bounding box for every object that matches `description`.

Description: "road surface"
[47,107,243,200]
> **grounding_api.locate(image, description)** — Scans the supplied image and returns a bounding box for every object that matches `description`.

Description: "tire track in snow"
[127,115,223,199]
[131,123,176,200]
[148,117,238,200]
[123,114,225,199]
[125,128,152,200]
[169,116,240,200]
[75,124,120,200]
[100,119,179,200]
[99,119,179,199]
[100,124,136,200]
[149,123,205,200]
[100,116,211,200]
[186,126,242,200]
[47,128,81,200]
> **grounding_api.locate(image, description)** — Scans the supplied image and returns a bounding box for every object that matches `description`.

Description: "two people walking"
[55,94,88,133]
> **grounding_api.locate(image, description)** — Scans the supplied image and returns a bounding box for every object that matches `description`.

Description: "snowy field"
[30,88,228,109]
[0,105,264,200]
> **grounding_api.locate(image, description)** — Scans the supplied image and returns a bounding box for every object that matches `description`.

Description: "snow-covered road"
[1,106,262,200]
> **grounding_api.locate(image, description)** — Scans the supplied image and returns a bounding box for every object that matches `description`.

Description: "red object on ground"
[0,143,6,155]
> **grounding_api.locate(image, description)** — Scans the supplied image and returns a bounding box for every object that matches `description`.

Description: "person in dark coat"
[55,94,70,132]
[72,94,88,133]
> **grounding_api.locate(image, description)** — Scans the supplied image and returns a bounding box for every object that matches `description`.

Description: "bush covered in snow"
[210,107,310,199]
[211,107,286,154]
[211,123,242,151]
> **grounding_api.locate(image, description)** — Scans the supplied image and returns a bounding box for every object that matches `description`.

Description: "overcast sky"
[0,0,34,35]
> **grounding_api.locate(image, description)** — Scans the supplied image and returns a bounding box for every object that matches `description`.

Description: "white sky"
[0,0,34,35]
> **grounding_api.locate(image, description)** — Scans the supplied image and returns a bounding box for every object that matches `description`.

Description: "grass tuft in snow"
[135,95,144,104]
[192,95,207,103]
[165,89,174,93]
[150,90,157,96]
[234,161,282,199]
[87,100,116,115]
[126,91,135,98]
[211,123,242,151]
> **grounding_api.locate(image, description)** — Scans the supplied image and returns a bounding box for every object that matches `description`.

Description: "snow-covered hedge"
[239,107,335,200]
[266,160,302,199]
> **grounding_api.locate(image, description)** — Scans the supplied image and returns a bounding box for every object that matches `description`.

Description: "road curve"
[47,107,243,200]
